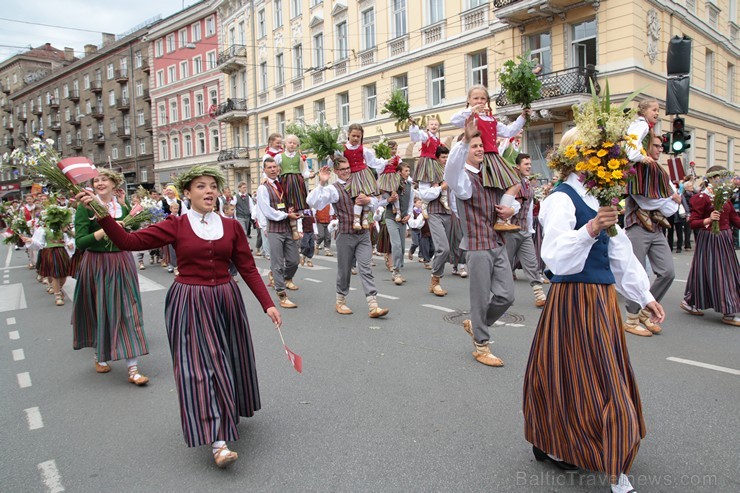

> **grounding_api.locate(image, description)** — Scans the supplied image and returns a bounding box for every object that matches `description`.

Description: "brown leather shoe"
[679,300,704,316]
[651,211,672,229]
[429,275,447,296]
[95,362,112,373]
[213,445,238,468]
[624,323,653,337]
[278,292,297,308]
[721,315,740,327]
[368,307,389,318]
[635,208,654,232]
[127,366,149,385]
[639,308,662,334]
[493,221,520,232]
[472,342,504,367]
[336,303,353,315]
[285,280,299,291]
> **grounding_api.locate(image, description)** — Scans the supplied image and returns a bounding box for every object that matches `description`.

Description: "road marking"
[38,460,65,493]
[3,273,9,278]
[7,317,16,325]
[9,330,19,340]
[422,304,456,313]
[4,246,11,268]
[667,357,740,376]
[0,284,28,312]
[17,372,32,388]
[13,348,25,361]
[349,287,357,291]
[312,255,338,264]
[303,278,322,283]
[674,279,687,283]
[377,293,400,300]
[25,407,44,430]
[3,280,8,284]
[300,264,330,271]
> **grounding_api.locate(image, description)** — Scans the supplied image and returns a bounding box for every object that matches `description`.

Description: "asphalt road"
[1,239,738,493]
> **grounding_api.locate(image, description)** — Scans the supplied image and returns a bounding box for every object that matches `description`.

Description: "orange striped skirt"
[523,282,645,480]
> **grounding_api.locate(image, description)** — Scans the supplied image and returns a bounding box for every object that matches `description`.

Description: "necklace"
[199,212,208,224]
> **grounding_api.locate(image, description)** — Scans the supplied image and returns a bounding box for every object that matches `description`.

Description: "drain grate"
[444,310,526,326]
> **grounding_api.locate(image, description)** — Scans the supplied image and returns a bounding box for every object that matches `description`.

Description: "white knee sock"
[212,440,227,454]
[353,204,362,216]
[125,357,138,368]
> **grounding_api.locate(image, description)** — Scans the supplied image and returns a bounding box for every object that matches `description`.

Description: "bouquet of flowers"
[1,138,107,217]
[372,136,393,160]
[548,82,643,236]
[122,197,166,231]
[710,179,733,234]
[498,52,542,119]
[2,212,30,245]
[380,90,411,124]
[40,204,73,240]
[285,122,309,144]
[302,122,344,162]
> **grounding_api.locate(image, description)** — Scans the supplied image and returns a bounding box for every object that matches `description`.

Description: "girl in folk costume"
[274,134,311,240]
[22,195,38,269]
[625,100,675,229]
[72,169,150,386]
[341,123,388,230]
[376,140,404,221]
[262,132,283,163]
[523,128,665,493]
[409,118,448,215]
[450,85,528,231]
[680,166,740,326]
[78,165,281,468]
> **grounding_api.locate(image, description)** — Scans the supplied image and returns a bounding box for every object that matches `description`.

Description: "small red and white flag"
[666,157,685,182]
[58,157,99,185]
[276,325,302,373]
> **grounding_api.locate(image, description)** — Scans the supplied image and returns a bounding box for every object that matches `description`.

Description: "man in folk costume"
[505,153,547,308]
[444,124,520,367]
[257,158,301,309]
[307,156,389,318]
[235,182,254,238]
[622,135,679,336]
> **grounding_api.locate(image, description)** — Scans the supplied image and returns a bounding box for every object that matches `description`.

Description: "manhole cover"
[444,310,525,326]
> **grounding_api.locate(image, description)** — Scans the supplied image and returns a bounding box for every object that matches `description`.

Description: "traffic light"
[671,117,691,154]
[661,132,671,154]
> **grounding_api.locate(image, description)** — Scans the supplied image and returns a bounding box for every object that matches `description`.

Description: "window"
[313,33,324,67]
[261,117,270,144]
[179,28,188,47]
[168,66,177,83]
[528,31,552,75]
[314,99,325,124]
[205,16,216,37]
[140,165,147,180]
[192,22,202,42]
[727,138,735,171]
[155,39,163,57]
[160,139,168,160]
[137,110,145,126]
[277,112,286,135]
[707,5,719,29]
[291,0,302,17]
[136,81,143,97]
[211,128,220,152]
[293,44,303,78]
[121,84,129,99]
[707,132,715,163]
[469,51,488,87]
[83,74,90,89]
[85,100,92,113]
[107,64,114,80]
[294,105,304,122]
[172,137,180,159]
[729,64,736,102]
[336,22,348,60]
[338,92,350,126]
[260,62,269,92]
[135,50,142,68]
[525,127,555,178]
[180,61,189,79]
[166,34,176,53]
[197,131,206,154]
[108,90,116,107]
[467,0,486,7]
[429,63,445,106]
[364,84,377,120]
[112,145,119,159]
[274,0,283,28]
[170,100,178,122]
[193,56,203,75]
[125,144,132,157]
[120,58,127,72]
[706,49,715,93]
[571,19,597,68]
[210,89,218,106]
[392,74,408,101]
[258,10,266,38]
[207,51,217,70]
[195,94,204,116]
[184,134,193,156]
[392,0,407,37]
[87,126,93,140]
[110,119,117,132]
[156,70,164,87]
[685,0,696,12]
[276,53,285,85]
[183,97,191,119]
[428,0,443,24]
[361,9,376,49]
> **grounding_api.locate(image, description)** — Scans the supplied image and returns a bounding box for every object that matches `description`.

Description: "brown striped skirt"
[164,279,260,447]
[348,167,378,197]
[39,247,71,278]
[376,222,392,254]
[72,250,148,362]
[482,152,521,190]
[683,229,740,314]
[68,249,84,278]
[412,157,443,184]
[523,282,645,480]
[377,172,401,193]
[280,172,309,211]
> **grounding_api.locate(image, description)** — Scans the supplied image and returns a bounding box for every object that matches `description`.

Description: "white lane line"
[300,264,330,271]
[312,256,338,264]
[303,278,322,283]
[349,287,357,291]
[377,293,400,300]
[674,279,687,283]
[3,273,9,278]
[7,317,16,325]
[25,407,44,430]
[422,304,456,313]
[17,372,32,388]
[9,330,19,340]
[13,348,25,361]
[4,245,11,268]
[38,460,65,493]
[667,357,740,376]
[3,280,8,284]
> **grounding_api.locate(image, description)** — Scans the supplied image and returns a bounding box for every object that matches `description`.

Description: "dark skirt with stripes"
[72,251,148,362]
[376,222,392,254]
[482,152,521,190]
[39,247,71,278]
[412,157,443,184]
[683,229,740,314]
[532,218,546,273]
[162,244,171,265]
[349,167,378,197]
[377,172,401,193]
[165,279,260,447]
[280,172,309,211]
[447,213,465,266]
[369,221,378,246]
[68,249,84,278]
[523,283,645,480]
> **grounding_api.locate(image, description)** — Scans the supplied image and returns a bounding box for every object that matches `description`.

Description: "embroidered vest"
[344,145,367,173]
[456,169,500,251]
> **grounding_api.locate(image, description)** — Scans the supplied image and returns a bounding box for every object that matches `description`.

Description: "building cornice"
[146,0,219,39]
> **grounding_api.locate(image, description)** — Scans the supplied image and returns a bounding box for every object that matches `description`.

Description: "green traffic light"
[672,140,684,152]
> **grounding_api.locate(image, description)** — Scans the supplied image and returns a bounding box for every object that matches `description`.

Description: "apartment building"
[148,0,225,188]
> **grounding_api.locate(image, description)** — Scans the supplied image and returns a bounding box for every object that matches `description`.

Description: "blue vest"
[549,184,615,285]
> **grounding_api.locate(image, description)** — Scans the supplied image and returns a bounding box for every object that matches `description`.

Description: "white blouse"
[186,209,224,241]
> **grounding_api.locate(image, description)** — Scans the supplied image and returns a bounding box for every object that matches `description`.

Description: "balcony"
[388,36,408,58]
[117,126,132,139]
[1,83,9,94]
[334,59,348,77]
[115,69,129,83]
[493,0,595,25]
[90,80,103,93]
[67,115,82,126]
[495,66,600,116]
[4,120,12,130]
[292,77,303,92]
[312,71,324,85]
[90,106,105,119]
[70,139,83,150]
[461,5,488,31]
[359,48,376,67]
[216,45,248,74]
[49,119,61,131]
[214,98,248,122]
[116,98,130,111]
[422,21,445,45]
[142,89,150,102]
[66,90,80,102]
[31,106,42,116]
[92,134,106,145]
[217,147,250,167]
[48,99,59,110]
[17,112,27,122]
[2,103,11,113]
[141,59,150,73]
[144,121,153,133]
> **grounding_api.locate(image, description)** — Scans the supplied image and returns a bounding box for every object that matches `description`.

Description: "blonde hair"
[284,134,301,145]
[637,99,659,117]
[97,168,123,187]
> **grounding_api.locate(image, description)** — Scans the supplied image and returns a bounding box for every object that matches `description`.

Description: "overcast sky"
[0,0,194,62]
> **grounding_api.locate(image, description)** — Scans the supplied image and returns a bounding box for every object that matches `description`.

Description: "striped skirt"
[412,157,443,184]
[377,172,401,193]
[376,222,392,254]
[533,219,546,273]
[68,249,84,278]
[523,283,645,480]
[482,152,521,190]
[280,172,309,211]
[39,247,71,278]
[348,167,378,197]
[165,280,260,447]
[447,213,466,265]
[683,229,740,314]
[72,251,148,362]
[369,221,378,246]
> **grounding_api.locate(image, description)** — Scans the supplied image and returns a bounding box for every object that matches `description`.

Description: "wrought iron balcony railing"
[495,66,600,107]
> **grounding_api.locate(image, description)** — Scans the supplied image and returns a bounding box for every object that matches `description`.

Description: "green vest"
[279,153,301,175]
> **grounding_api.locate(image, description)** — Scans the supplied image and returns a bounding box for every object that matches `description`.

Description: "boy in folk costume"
[380,162,414,286]
[376,141,403,221]
[444,124,520,367]
[274,134,311,241]
[298,209,317,268]
[314,203,334,256]
[307,157,389,318]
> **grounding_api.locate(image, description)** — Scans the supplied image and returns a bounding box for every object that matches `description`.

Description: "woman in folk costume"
[274,134,311,240]
[523,128,665,493]
[72,169,150,386]
[450,85,528,231]
[680,166,740,326]
[78,165,281,468]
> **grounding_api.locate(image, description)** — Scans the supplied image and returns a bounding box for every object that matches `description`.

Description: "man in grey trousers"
[383,163,414,286]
